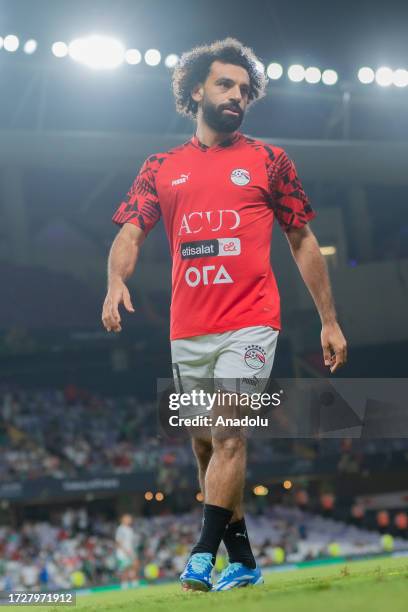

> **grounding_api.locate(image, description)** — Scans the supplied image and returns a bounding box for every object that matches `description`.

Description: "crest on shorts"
[244,344,266,370]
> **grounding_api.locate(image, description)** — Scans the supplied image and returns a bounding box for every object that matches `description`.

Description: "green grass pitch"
[14,556,408,612]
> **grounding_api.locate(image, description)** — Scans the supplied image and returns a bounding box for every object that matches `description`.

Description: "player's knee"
[212,434,246,458]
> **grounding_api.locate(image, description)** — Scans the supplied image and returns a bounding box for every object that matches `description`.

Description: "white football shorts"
[171,325,279,417]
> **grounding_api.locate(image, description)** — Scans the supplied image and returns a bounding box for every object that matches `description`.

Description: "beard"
[201,96,244,133]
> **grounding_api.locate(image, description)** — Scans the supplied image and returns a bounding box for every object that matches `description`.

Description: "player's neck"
[195,121,237,148]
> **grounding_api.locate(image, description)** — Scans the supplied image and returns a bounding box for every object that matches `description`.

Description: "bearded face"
[201,93,244,133]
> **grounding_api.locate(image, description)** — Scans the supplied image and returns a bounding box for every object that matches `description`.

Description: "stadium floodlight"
[305,66,321,84]
[125,48,142,65]
[23,39,37,55]
[357,67,375,84]
[0,37,4,50]
[392,68,408,88]
[164,53,179,68]
[68,35,125,69]
[4,34,19,52]
[68,38,86,62]
[357,66,375,85]
[288,64,305,82]
[266,62,283,79]
[52,41,68,58]
[321,69,338,85]
[144,48,161,66]
[327,70,338,85]
[375,66,393,87]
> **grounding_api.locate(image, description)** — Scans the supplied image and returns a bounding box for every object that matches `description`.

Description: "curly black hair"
[172,37,268,119]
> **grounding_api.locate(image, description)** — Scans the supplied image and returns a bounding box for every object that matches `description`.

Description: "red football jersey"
[112,132,315,340]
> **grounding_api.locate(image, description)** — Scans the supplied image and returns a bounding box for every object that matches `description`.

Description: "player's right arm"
[102,154,162,332]
[102,223,145,333]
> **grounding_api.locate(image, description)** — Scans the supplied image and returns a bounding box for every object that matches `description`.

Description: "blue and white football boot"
[212,562,264,591]
[180,552,214,591]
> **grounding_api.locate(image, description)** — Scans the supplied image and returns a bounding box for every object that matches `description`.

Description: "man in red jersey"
[102,38,347,592]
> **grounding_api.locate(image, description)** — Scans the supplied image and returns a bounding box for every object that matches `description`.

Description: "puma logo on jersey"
[172,173,190,186]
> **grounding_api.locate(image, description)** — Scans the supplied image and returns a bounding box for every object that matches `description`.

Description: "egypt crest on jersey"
[230,168,250,186]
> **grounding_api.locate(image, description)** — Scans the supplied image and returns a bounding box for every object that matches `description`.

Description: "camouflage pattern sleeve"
[266,148,316,231]
[112,154,163,236]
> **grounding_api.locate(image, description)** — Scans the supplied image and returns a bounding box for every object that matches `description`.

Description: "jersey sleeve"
[267,149,316,231]
[112,155,161,236]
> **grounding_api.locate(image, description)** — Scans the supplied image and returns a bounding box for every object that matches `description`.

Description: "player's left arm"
[285,224,347,373]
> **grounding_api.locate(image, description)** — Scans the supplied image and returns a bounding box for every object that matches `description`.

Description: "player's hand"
[102,278,135,333]
[321,321,347,374]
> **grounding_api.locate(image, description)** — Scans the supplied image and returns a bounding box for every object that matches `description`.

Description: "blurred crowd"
[0,386,191,481]
[1,505,406,592]
[1,386,408,482]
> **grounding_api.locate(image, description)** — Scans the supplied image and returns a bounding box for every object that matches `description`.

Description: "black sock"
[191,503,233,565]
[223,517,256,569]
